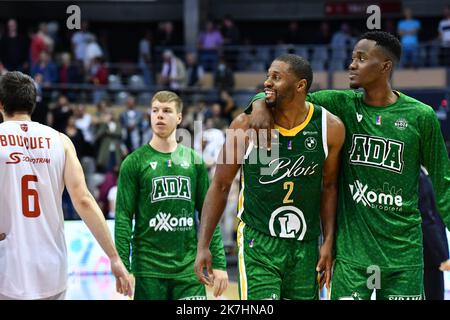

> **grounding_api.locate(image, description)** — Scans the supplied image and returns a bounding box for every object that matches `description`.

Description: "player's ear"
[297,79,307,93]
[382,60,393,74]
[177,112,182,125]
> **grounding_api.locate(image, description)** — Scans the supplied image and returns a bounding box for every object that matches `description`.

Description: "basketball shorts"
[237,221,319,300]
[134,274,206,300]
[330,259,424,300]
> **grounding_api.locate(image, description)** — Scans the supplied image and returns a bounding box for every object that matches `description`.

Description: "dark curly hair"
[274,54,313,92]
[360,31,402,64]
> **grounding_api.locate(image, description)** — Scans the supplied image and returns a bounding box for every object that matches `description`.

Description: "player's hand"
[316,240,334,290]
[194,247,214,286]
[0,233,6,241]
[439,259,450,271]
[249,99,274,149]
[110,256,134,298]
[212,269,229,298]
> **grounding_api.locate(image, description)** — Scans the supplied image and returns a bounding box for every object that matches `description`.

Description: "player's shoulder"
[398,92,435,116]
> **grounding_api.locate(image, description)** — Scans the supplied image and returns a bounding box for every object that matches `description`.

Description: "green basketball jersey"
[239,103,328,241]
[247,90,450,270]
[115,144,226,278]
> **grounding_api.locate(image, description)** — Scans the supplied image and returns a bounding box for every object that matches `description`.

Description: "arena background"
[1,0,449,300]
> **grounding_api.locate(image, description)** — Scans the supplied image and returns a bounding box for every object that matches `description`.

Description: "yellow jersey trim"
[274,102,314,136]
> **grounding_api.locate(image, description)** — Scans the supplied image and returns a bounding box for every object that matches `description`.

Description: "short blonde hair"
[151,90,183,113]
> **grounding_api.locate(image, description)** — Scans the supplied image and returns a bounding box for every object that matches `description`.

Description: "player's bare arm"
[194,113,249,286]
[316,112,345,290]
[60,133,133,297]
[249,97,273,148]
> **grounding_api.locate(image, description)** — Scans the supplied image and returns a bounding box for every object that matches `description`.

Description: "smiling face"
[150,99,181,138]
[264,60,304,109]
[348,39,392,89]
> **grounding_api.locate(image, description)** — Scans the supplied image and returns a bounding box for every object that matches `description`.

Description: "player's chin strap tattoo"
[0,233,6,241]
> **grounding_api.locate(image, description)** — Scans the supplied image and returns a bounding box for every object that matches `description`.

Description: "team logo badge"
[394,118,408,130]
[356,113,363,122]
[20,124,28,132]
[304,137,317,150]
[269,206,307,240]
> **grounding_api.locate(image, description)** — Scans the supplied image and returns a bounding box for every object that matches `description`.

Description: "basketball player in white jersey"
[0,71,133,300]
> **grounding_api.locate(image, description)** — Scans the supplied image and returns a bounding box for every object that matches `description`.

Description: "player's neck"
[3,113,31,122]
[149,133,178,153]
[363,82,397,107]
[274,100,309,129]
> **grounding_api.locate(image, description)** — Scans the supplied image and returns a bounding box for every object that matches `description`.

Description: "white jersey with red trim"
[0,121,66,299]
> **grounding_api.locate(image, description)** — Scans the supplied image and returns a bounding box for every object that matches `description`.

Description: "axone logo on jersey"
[149,212,194,232]
[349,180,403,212]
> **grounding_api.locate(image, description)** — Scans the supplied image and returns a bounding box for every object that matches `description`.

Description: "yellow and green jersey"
[239,103,328,241]
[115,144,226,278]
[248,90,450,271]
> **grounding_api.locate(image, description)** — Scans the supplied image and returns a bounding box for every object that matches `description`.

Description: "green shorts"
[237,221,319,300]
[134,274,206,300]
[330,259,424,300]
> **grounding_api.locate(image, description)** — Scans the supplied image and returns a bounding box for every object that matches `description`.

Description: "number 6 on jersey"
[21,175,41,218]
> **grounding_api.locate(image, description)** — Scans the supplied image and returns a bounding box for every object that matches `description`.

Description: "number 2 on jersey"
[21,175,41,218]
[283,181,294,204]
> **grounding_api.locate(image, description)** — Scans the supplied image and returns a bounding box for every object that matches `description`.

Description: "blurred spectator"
[46,21,60,49]
[219,90,236,124]
[119,95,144,152]
[91,99,110,130]
[107,184,118,219]
[397,8,421,68]
[71,21,90,63]
[84,33,103,72]
[419,167,450,300]
[0,19,29,72]
[96,110,124,173]
[214,56,235,92]
[284,21,304,44]
[160,49,187,90]
[31,51,58,84]
[30,22,54,65]
[221,14,240,46]
[198,20,224,71]
[59,52,83,85]
[97,168,118,217]
[205,102,228,131]
[138,30,154,87]
[62,115,88,220]
[185,52,205,88]
[73,104,95,148]
[438,5,450,67]
[156,21,177,47]
[88,56,109,104]
[47,94,73,133]
[141,110,153,145]
[198,127,225,174]
[330,23,354,70]
[314,21,331,44]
